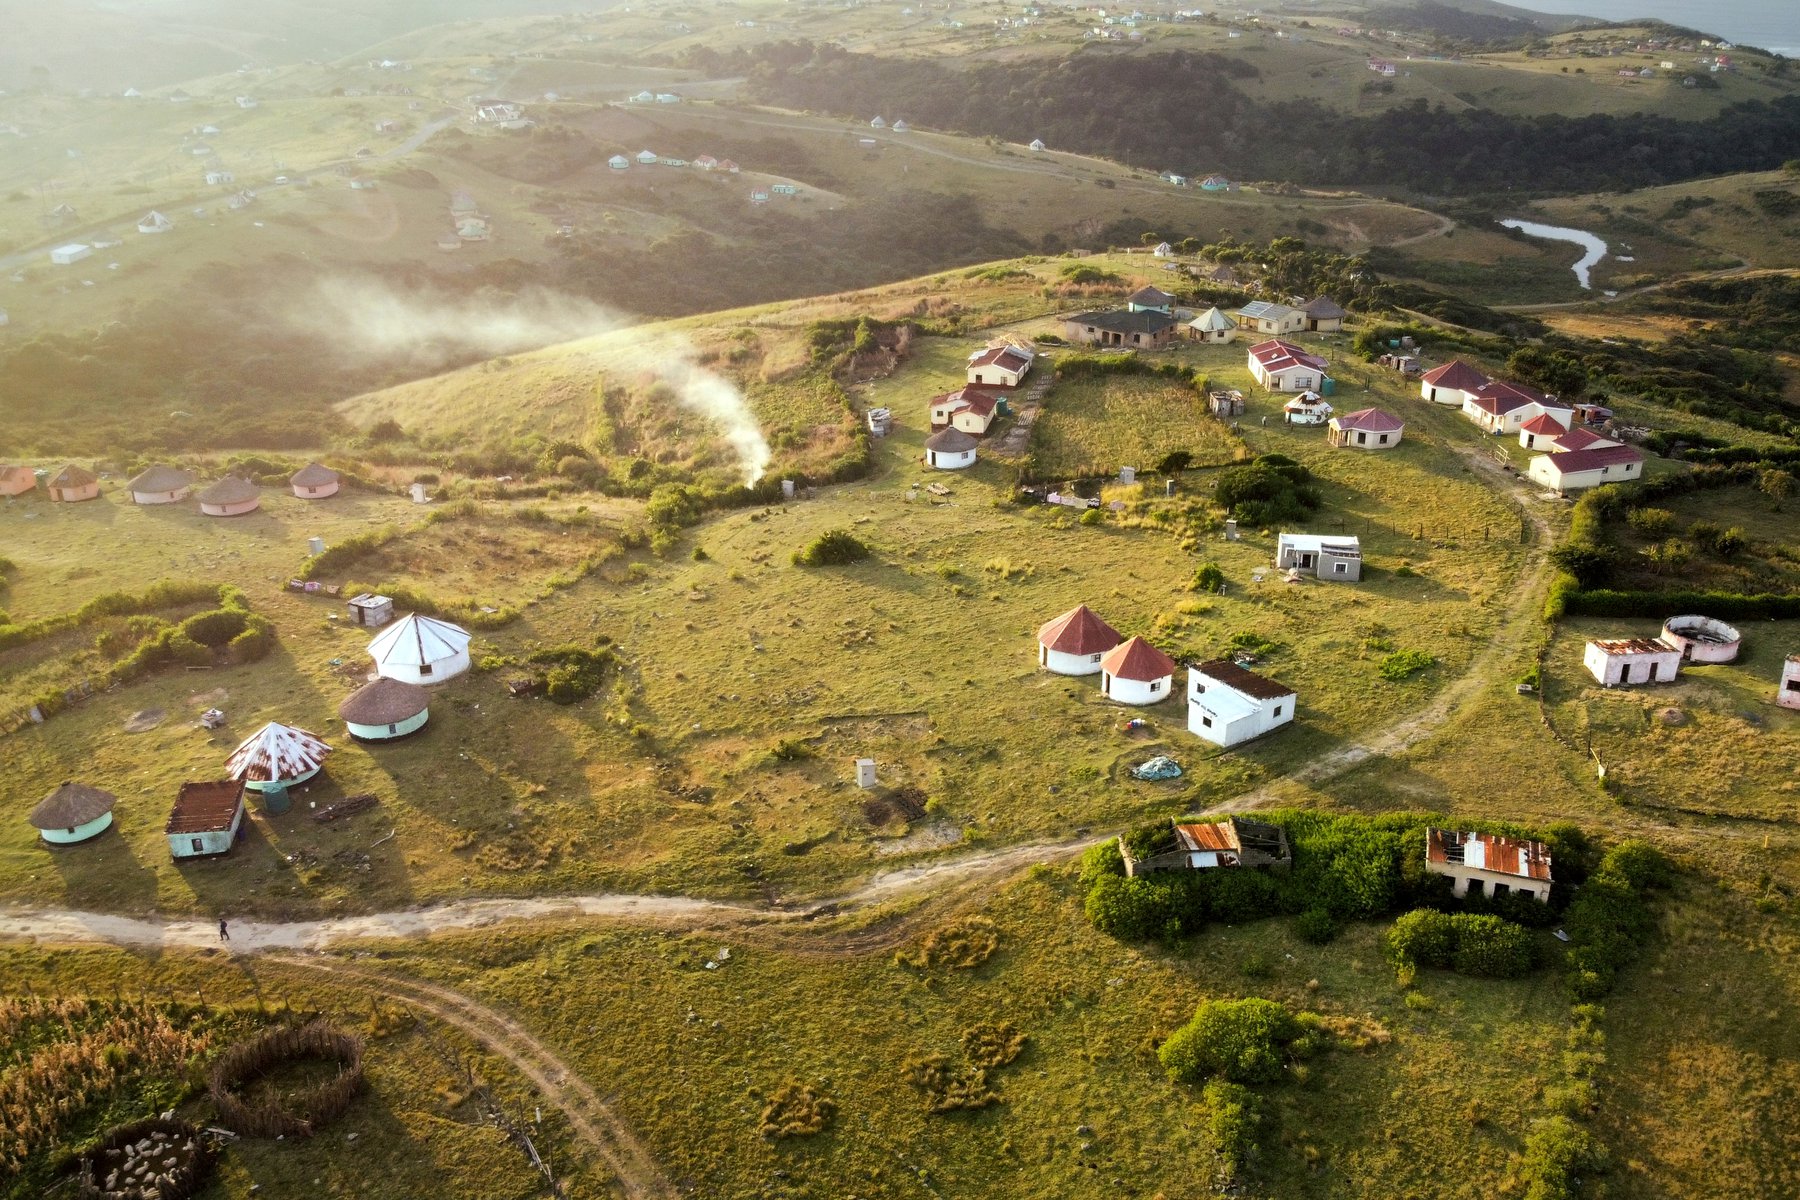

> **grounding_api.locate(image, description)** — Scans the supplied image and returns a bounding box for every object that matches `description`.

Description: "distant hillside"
[746,45,1800,196]
[1360,1,1551,44]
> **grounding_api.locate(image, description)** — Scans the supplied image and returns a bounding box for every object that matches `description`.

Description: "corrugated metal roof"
[368,614,471,667]
[225,722,331,782]
[1426,828,1552,882]
[167,780,245,834]
[1192,660,1294,701]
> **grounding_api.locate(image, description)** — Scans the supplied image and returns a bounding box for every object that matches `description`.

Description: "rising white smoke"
[291,280,771,484]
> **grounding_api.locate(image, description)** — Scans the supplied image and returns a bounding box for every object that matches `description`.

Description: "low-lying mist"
[293,280,771,484]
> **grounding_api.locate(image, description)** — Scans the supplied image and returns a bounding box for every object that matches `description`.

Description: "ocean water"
[1556,0,1798,56]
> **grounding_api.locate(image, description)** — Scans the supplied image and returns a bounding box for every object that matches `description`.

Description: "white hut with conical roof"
[1185,307,1236,344]
[126,464,194,504]
[225,722,331,791]
[290,462,340,498]
[198,476,260,516]
[368,613,472,684]
[29,782,118,845]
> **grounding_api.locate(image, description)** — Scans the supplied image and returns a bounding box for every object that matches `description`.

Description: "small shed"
[1029,138,1047,151]
[339,676,432,741]
[50,243,92,265]
[1518,413,1567,450]
[290,462,340,499]
[1037,604,1123,675]
[29,782,117,846]
[166,780,246,859]
[137,210,173,234]
[608,154,630,170]
[126,464,194,504]
[1099,636,1177,706]
[197,476,260,517]
[1327,407,1403,449]
[1207,389,1246,417]
[368,613,473,684]
[225,722,332,791]
[636,149,658,164]
[923,427,978,470]
[346,593,395,628]
[1122,815,1291,876]
[1660,615,1741,663]
[47,464,101,502]
[1583,637,1681,687]
[0,464,38,496]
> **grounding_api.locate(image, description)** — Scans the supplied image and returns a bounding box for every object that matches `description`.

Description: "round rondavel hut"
[924,427,978,470]
[29,782,117,845]
[197,475,260,517]
[1099,636,1178,705]
[338,676,432,742]
[367,613,472,684]
[225,722,331,792]
[290,462,341,499]
[1037,604,1123,676]
[126,464,194,504]
[47,464,101,502]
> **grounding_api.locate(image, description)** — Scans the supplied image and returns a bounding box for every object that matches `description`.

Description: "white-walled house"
[1248,339,1328,392]
[1517,413,1570,449]
[1328,407,1402,448]
[1099,636,1177,705]
[924,426,979,469]
[368,613,473,684]
[967,344,1033,387]
[1234,301,1306,336]
[929,388,1002,436]
[1462,380,1572,435]
[1187,660,1295,747]
[126,464,193,504]
[1425,829,1552,901]
[137,210,173,234]
[1779,656,1800,710]
[1037,604,1123,675]
[1584,637,1681,686]
[1276,533,1361,581]
[1419,360,1489,406]
[1527,445,1643,493]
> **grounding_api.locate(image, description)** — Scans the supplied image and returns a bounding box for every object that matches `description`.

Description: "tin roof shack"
[1425,828,1551,902]
[1275,533,1361,581]
[166,780,246,859]
[346,593,394,628]
[29,782,117,846]
[1584,637,1681,687]
[1121,815,1292,877]
[1187,660,1296,747]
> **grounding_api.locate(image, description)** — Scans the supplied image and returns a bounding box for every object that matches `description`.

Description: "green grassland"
[4,281,1533,920]
[1025,375,1247,480]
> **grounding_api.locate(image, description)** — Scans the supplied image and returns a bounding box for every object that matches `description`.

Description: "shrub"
[1378,649,1436,681]
[961,1022,1027,1068]
[526,644,613,705]
[1294,908,1337,944]
[757,1082,836,1139]
[1159,997,1305,1086]
[1193,562,1226,592]
[1519,1114,1609,1200]
[1625,506,1675,537]
[1202,1079,1262,1182]
[792,528,871,566]
[1084,874,1176,942]
[179,608,249,648]
[897,916,999,971]
[1079,839,1126,883]
[1387,910,1532,978]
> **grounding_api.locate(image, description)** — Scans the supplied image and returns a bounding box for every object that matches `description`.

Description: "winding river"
[1498,218,1609,290]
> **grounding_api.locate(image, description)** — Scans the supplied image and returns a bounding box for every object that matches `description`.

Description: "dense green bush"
[792,529,872,567]
[1159,998,1312,1086]
[1560,841,1669,1000]
[1193,563,1225,592]
[1378,649,1436,681]
[1387,910,1534,979]
[1201,1079,1262,1182]
[1519,1114,1610,1200]
[1213,455,1321,527]
[526,643,614,705]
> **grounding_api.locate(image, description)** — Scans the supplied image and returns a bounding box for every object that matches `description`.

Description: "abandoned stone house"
[1121,815,1292,877]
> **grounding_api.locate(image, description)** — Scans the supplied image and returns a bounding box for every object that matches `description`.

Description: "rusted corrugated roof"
[1174,822,1239,853]
[1588,637,1677,656]
[225,722,331,783]
[1426,828,1552,882]
[167,780,245,834]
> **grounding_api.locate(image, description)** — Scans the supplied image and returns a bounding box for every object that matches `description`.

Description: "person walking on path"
[218,918,229,942]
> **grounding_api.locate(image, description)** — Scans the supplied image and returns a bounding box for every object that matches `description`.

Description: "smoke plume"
[292,280,771,484]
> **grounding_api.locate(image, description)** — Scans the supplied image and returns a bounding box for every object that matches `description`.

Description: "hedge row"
[0,579,222,652]
[1386,909,1535,979]
[1561,840,1670,1002]
[1558,588,1800,620]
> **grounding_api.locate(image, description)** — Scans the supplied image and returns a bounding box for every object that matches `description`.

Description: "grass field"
[1025,374,1246,479]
